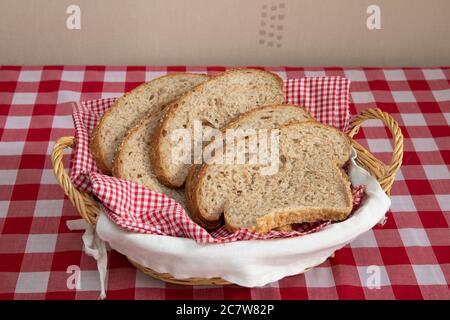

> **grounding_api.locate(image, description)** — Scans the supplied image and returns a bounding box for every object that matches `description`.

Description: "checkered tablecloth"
[0,66,449,300]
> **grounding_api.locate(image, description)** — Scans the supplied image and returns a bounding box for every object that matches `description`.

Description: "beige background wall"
[1,0,449,66]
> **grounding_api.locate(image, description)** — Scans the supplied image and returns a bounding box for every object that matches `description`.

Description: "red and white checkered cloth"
[70,76,351,243]
[1,66,449,299]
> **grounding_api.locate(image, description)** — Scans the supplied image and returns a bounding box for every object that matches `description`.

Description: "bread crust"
[90,73,209,175]
[191,121,353,231]
[184,165,198,221]
[90,99,120,175]
[225,206,351,234]
[185,164,222,229]
[151,69,285,188]
[112,111,159,179]
[273,224,296,232]
[224,104,314,130]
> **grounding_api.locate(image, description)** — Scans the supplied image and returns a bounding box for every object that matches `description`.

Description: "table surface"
[0,66,449,300]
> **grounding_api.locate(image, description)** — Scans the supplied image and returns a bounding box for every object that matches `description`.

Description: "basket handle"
[348,108,404,195]
[51,136,100,225]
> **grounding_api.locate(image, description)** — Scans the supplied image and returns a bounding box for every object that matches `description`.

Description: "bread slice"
[113,110,186,207]
[223,104,314,131]
[191,121,352,233]
[224,164,352,233]
[151,69,285,188]
[90,73,209,174]
[185,104,314,228]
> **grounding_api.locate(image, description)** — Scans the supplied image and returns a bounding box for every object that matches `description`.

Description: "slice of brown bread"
[151,69,285,188]
[185,104,314,228]
[191,121,352,233]
[224,164,352,233]
[90,73,209,174]
[113,110,186,208]
[223,104,314,131]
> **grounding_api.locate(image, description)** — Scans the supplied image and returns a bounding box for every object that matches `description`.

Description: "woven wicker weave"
[51,107,403,286]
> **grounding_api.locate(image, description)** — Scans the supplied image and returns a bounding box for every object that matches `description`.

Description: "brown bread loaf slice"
[90,73,209,174]
[223,104,314,131]
[191,121,352,232]
[185,104,314,228]
[113,110,186,207]
[224,163,352,233]
[151,69,285,188]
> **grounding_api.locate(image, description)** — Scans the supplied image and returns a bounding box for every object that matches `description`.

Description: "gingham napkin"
[70,76,353,244]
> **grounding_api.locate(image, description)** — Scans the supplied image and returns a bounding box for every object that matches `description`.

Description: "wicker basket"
[51,107,403,286]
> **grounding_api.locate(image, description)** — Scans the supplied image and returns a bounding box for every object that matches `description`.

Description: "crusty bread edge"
[112,111,159,179]
[225,206,352,234]
[151,68,285,188]
[191,120,353,230]
[90,98,120,175]
[185,164,223,229]
[90,73,208,175]
[223,103,314,130]
[273,224,296,232]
